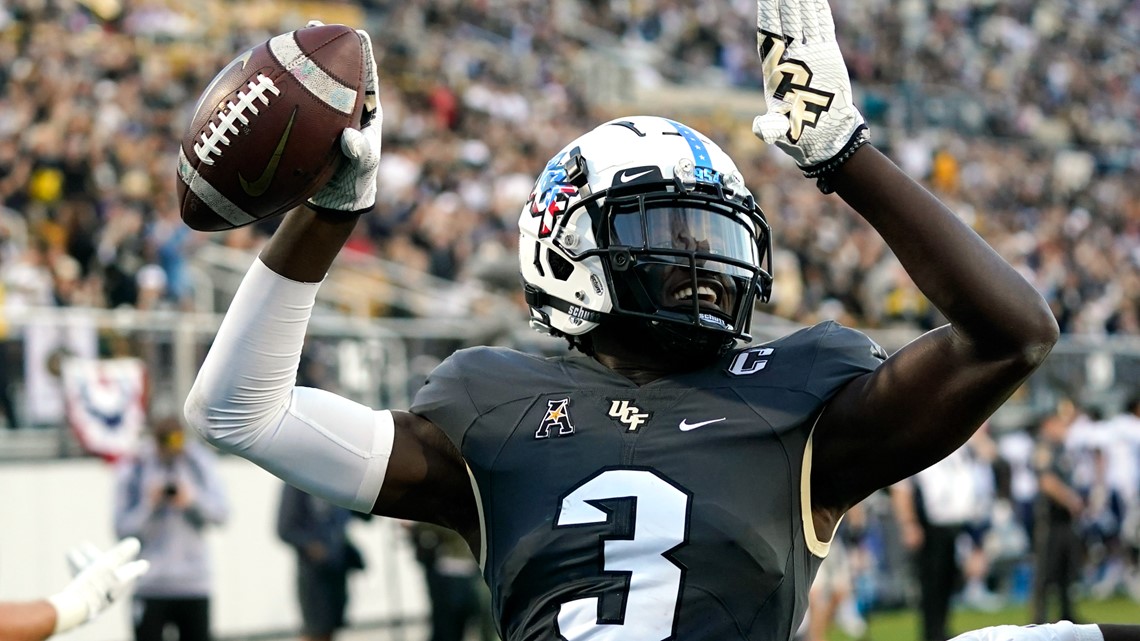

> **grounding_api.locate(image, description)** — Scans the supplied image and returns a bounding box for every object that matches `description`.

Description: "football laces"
[193,74,280,166]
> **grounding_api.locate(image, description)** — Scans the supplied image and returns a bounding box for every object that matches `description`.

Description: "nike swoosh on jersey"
[619,168,654,183]
[679,417,727,431]
[239,107,297,197]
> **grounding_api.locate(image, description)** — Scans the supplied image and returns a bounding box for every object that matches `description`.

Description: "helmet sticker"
[528,152,580,239]
[692,166,723,184]
[665,119,714,171]
[590,274,604,296]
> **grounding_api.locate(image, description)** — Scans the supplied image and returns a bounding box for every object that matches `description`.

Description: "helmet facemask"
[564,171,773,356]
[518,116,774,359]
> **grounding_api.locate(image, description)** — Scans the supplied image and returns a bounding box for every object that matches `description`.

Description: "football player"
[185,2,1061,640]
[0,538,149,641]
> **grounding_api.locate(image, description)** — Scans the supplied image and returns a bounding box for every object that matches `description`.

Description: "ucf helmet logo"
[528,153,580,239]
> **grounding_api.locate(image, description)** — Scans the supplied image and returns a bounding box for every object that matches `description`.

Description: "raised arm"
[814,146,1057,504]
[183,28,478,546]
[255,204,478,535]
[752,0,1058,522]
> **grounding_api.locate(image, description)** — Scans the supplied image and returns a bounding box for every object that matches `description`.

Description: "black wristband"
[802,125,870,194]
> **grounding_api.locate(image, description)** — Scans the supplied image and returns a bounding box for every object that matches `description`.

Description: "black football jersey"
[410,321,884,641]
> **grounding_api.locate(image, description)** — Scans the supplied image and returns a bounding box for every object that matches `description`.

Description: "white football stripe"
[178,147,258,227]
[269,32,358,115]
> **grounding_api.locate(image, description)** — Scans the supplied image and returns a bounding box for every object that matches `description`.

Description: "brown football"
[177,24,365,231]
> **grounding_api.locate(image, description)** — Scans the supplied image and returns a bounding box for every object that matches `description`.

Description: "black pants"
[917,524,962,641]
[296,563,348,636]
[1032,520,1080,623]
[425,571,481,641]
[134,597,210,641]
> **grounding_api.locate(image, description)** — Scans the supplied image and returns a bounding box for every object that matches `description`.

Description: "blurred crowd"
[0,0,1137,335]
[807,397,1140,641]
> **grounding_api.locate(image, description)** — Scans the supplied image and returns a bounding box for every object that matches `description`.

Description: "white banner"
[61,357,146,460]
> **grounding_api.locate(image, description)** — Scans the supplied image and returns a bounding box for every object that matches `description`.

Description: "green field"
[832,598,1139,641]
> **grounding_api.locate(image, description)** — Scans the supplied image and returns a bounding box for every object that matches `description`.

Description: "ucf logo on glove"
[752,0,869,192]
[757,30,835,144]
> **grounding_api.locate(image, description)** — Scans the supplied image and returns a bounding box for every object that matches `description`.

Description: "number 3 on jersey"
[554,469,691,641]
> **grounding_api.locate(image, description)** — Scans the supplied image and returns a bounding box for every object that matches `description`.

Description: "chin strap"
[524,284,607,326]
[647,320,736,359]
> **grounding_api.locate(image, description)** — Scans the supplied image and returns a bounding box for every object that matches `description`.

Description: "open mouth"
[666,277,729,313]
[671,284,720,306]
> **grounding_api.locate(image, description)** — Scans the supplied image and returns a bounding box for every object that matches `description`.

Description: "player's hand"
[48,538,150,633]
[306,23,383,214]
[751,0,867,190]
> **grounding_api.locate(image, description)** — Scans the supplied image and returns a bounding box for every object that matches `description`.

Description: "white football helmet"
[519,116,773,355]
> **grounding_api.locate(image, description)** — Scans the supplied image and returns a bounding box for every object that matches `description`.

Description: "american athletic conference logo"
[535,398,575,439]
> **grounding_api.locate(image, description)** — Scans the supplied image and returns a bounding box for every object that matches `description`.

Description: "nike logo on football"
[679,417,726,431]
[239,107,296,197]
[619,168,654,183]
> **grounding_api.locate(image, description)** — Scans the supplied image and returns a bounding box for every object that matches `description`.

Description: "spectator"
[276,484,368,641]
[1,231,53,316]
[997,425,1040,548]
[1031,400,1084,624]
[1098,397,1140,598]
[1081,447,1126,598]
[959,426,1003,611]
[892,438,993,641]
[409,522,493,641]
[113,416,229,641]
[801,504,867,641]
[982,451,1032,603]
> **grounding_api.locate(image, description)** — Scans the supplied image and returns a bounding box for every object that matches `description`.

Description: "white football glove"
[949,622,1104,641]
[307,23,383,214]
[47,538,150,634]
[752,0,868,192]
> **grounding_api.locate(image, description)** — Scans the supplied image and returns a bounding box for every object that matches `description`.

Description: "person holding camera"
[113,415,229,641]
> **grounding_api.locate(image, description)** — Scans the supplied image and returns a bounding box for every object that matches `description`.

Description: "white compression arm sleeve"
[184,257,394,513]
[950,622,1105,641]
